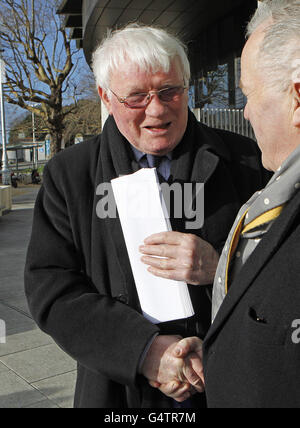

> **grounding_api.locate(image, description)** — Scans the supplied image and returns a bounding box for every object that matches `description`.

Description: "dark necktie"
[146,154,162,169]
[146,154,169,181]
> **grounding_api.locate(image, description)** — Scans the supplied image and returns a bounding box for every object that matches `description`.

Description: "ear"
[98,87,113,115]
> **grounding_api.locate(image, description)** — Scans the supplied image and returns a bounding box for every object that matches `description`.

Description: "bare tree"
[63,99,101,146]
[9,110,47,145]
[192,65,229,109]
[9,97,102,147]
[0,0,82,156]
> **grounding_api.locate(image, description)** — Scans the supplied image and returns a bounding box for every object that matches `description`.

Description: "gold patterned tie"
[225,205,285,294]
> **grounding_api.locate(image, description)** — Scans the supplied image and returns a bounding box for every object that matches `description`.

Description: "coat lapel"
[171,110,230,184]
[205,190,300,344]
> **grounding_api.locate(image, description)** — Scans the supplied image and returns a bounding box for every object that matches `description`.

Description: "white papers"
[111,168,194,324]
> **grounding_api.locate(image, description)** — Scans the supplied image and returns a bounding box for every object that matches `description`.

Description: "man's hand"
[140,231,219,285]
[141,335,204,402]
[148,336,205,402]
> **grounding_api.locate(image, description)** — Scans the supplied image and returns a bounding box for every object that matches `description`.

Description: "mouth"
[143,122,172,133]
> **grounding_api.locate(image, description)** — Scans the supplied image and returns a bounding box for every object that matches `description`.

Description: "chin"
[147,140,178,155]
[261,155,276,172]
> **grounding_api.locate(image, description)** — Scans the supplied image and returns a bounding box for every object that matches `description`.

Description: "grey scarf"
[212,144,300,322]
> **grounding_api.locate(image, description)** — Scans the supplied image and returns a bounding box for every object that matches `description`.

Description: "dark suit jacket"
[203,190,300,408]
[24,112,268,408]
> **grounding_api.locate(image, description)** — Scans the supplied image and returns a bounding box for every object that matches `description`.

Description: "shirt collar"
[130,144,173,163]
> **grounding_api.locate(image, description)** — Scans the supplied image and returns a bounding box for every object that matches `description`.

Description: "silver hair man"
[247,0,300,92]
[91,24,191,93]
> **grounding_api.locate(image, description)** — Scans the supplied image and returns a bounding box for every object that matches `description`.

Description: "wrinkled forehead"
[109,57,184,88]
[112,53,184,76]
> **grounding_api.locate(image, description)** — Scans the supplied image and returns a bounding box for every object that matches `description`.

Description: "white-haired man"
[24,24,268,408]
[173,0,300,408]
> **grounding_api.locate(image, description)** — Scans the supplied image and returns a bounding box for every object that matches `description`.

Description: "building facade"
[57,0,258,120]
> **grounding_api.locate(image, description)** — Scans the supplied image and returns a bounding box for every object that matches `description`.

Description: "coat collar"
[170,110,231,183]
[204,189,300,345]
[130,144,173,163]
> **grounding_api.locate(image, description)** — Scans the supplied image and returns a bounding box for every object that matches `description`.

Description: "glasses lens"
[124,86,185,107]
[159,87,184,102]
[126,93,148,107]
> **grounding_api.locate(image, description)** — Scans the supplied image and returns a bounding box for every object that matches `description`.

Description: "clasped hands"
[141,335,204,402]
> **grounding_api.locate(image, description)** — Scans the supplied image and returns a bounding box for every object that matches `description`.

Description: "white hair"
[247,0,300,91]
[91,23,190,93]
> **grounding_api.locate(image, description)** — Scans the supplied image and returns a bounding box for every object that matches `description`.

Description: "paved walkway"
[0,185,77,408]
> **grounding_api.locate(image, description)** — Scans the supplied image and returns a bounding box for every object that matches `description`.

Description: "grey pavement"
[0,185,77,408]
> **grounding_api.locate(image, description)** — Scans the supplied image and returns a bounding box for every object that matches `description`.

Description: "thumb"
[173,337,203,358]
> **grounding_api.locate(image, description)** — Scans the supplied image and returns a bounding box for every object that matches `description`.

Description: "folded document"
[111,168,195,324]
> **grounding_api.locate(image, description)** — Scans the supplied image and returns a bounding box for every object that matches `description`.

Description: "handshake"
[141,335,205,402]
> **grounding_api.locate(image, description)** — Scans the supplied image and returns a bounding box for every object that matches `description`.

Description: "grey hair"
[247,0,300,92]
[91,23,190,93]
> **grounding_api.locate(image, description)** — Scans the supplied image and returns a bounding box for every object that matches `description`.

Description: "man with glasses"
[25,24,269,408]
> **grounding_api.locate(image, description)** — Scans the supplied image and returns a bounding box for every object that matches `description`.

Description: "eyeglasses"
[109,85,187,109]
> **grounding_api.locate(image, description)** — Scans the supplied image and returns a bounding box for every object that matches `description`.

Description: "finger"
[147,266,206,285]
[146,266,191,282]
[184,370,204,393]
[174,337,203,358]
[141,255,193,270]
[184,358,204,392]
[158,381,191,400]
[139,244,178,259]
[144,231,183,245]
[188,352,205,383]
[141,256,175,270]
[173,384,199,403]
[174,391,192,403]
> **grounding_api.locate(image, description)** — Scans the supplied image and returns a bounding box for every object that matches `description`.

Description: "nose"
[145,93,167,116]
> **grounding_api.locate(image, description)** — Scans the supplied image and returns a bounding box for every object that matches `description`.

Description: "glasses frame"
[109,85,187,109]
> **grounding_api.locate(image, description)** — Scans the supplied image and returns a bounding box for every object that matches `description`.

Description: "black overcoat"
[24,111,268,408]
[203,189,300,408]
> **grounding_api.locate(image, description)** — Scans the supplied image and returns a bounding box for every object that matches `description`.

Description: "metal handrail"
[193,108,256,140]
